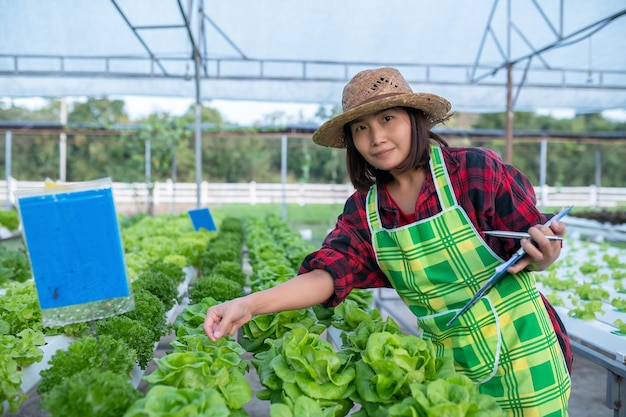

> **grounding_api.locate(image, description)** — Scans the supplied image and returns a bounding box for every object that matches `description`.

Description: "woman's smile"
[372,148,395,158]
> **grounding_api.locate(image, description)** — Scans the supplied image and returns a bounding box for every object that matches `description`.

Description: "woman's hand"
[507,220,566,274]
[204,297,252,342]
[203,269,335,342]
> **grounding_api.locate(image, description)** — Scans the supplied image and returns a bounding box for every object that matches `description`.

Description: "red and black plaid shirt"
[299,146,573,373]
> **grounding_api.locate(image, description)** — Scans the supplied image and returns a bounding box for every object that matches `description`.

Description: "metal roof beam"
[109,0,170,76]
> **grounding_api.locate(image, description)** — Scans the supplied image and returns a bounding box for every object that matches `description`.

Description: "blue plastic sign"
[16,180,133,326]
[187,207,217,231]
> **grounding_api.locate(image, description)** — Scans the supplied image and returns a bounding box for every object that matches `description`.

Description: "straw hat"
[312,67,453,148]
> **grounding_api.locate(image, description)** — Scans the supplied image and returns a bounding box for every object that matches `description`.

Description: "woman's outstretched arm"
[203,268,335,341]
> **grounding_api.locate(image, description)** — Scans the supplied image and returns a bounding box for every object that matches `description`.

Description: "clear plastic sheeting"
[0,0,625,114]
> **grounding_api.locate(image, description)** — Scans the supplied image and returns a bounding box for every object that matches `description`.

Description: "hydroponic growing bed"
[0,212,215,416]
[2,269,193,410]
[3,210,626,416]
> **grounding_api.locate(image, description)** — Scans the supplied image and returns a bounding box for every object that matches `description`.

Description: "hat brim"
[312,92,452,148]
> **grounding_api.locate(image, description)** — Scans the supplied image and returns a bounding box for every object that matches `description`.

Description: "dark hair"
[344,107,449,192]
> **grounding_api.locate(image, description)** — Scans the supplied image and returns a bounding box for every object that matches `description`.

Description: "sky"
[3,96,324,126]
[119,96,323,125]
[121,96,626,124]
[4,96,626,125]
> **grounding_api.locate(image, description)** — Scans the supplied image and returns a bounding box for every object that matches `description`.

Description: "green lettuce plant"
[253,327,355,416]
[0,246,31,286]
[575,282,610,301]
[269,395,338,417]
[170,334,249,375]
[0,329,45,413]
[603,254,626,269]
[132,269,180,312]
[0,209,18,230]
[249,260,295,292]
[567,298,605,320]
[41,369,141,417]
[173,296,220,337]
[384,376,506,417]
[241,308,326,353]
[121,287,169,343]
[96,315,155,369]
[545,291,565,307]
[614,318,626,334]
[330,298,382,332]
[613,270,626,280]
[123,385,233,417]
[188,273,244,304]
[142,351,252,411]
[579,262,601,275]
[211,261,247,286]
[38,335,137,395]
[612,297,626,312]
[352,331,444,405]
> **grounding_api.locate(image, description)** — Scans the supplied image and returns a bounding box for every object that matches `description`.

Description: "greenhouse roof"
[1,0,625,115]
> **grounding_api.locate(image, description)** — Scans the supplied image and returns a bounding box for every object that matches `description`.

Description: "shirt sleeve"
[298,192,391,307]
[457,147,548,258]
[491,150,548,231]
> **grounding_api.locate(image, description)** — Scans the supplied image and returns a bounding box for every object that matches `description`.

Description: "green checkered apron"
[366,146,571,416]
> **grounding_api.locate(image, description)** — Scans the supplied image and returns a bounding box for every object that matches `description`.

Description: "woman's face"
[348,107,412,173]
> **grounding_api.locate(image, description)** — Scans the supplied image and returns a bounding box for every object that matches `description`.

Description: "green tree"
[2,98,625,187]
[135,112,193,212]
[0,98,61,121]
[315,104,342,122]
[177,104,223,126]
[202,135,277,182]
[8,134,59,180]
[472,111,625,133]
[69,97,129,125]
[101,133,147,182]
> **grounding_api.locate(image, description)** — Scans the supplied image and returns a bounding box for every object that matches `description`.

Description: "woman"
[204,67,572,415]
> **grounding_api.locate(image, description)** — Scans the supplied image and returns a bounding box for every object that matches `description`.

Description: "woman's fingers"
[203,306,224,341]
[203,298,252,341]
[507,220,565,274]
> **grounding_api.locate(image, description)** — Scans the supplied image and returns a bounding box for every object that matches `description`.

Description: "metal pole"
[505,64,514,165]
[59,98,67,182]
[595,150,602,207]
[172,146,177,214]
[539,139,547,210]
[145,139,152,215]
[281,134,287,221]
[595,150,602,187]
[194,89,201,208]
[194,1,203,208]
[5,131,11,209]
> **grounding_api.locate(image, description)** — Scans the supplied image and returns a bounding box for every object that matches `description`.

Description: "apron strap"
[366,186,382,233]
[429,145,458,210]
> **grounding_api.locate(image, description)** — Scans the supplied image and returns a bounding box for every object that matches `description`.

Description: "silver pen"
[483,230,564,241]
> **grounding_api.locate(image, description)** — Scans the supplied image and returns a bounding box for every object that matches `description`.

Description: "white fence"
[1,178,625,211]
[0,179,356,209]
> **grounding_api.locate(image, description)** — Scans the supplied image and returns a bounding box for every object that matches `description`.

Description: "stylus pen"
[483,230,564,241]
